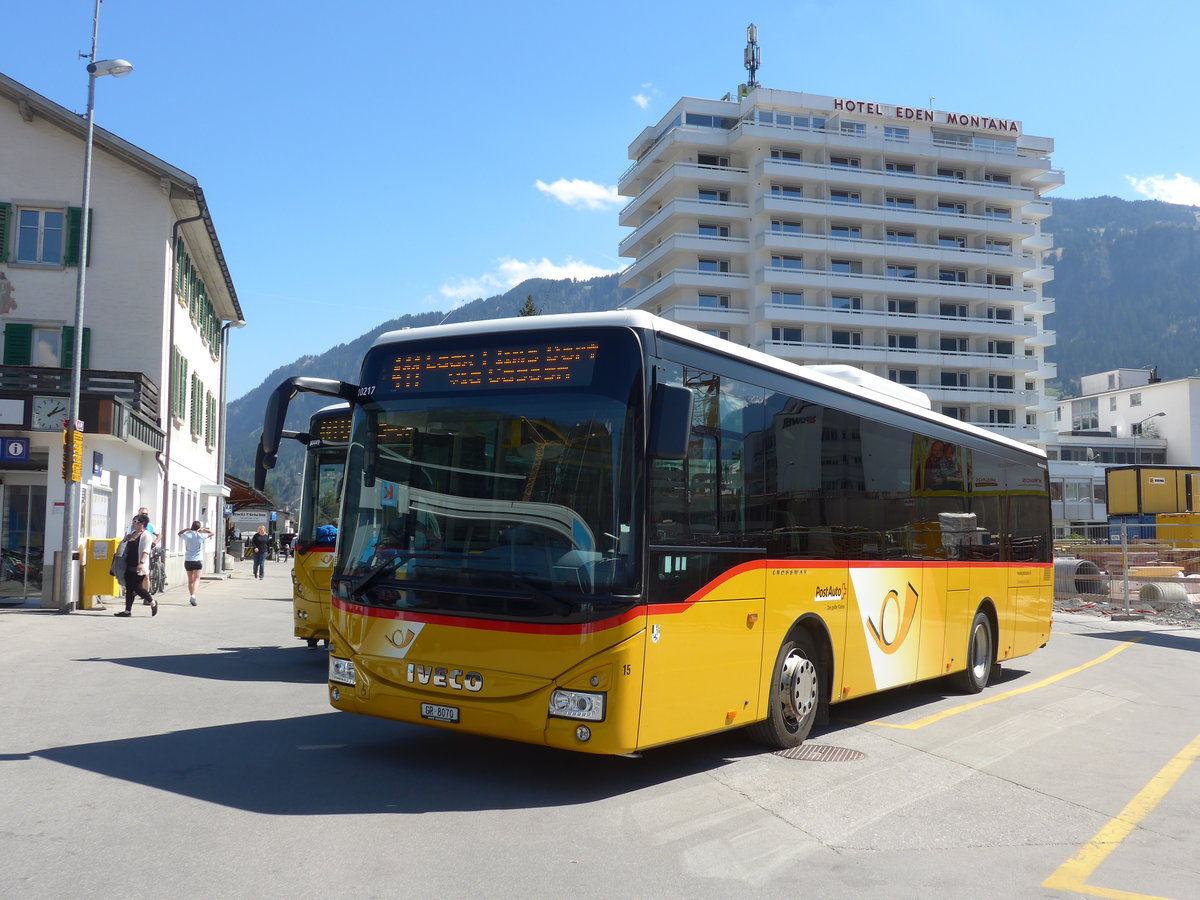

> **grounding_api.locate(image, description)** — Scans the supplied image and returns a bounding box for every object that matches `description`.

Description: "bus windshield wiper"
[349,551,459,596]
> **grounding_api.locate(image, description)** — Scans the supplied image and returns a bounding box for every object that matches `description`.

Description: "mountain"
[1043,197,1200,394]
[228,196,1200,506]
[225,276,625,506]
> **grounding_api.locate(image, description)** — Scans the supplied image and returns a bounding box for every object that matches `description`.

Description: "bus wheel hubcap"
[783,652,817,722]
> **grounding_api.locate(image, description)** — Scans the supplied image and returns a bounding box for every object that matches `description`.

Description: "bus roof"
[372,311,1045,460]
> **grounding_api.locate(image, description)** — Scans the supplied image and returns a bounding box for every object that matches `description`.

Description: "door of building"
[0,482,46,604]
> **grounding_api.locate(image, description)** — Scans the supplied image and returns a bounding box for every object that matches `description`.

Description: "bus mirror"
[253,443,274,491]
[649,384,692,460]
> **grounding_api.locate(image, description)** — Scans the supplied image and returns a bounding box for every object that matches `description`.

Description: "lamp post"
[57,0,132,614]
[1133,411,1166,467]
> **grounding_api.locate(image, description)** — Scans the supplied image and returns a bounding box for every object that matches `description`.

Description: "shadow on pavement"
[75,645,330,684]
[32,713,754,814]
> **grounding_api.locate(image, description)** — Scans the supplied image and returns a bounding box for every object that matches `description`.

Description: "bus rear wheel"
[750,633,820,749]
[951,610,993,694]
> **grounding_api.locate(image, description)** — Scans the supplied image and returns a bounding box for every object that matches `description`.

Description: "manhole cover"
[774,743,865,762]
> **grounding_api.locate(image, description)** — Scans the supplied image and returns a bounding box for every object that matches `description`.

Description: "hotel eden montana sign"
[832,98,1021,134]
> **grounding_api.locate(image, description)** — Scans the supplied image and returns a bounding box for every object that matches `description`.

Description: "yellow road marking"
[1042,731,1200,900]
[867,638,1141,730]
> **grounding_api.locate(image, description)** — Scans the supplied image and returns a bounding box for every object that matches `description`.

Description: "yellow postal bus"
[278,402,350,647]
[256,312,1052,755]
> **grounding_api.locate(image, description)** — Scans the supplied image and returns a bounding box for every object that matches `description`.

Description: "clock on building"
[30,395,69,431]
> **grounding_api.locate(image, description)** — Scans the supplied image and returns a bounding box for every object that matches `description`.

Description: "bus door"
[639,428,765,747]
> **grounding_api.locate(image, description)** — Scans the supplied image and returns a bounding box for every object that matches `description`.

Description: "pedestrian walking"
[111,514,156,617]
[177,520,213,605]
[251,525,271,579]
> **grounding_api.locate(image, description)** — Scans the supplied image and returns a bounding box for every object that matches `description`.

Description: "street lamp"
[1132,411,1166,467]
[57,0,133,614]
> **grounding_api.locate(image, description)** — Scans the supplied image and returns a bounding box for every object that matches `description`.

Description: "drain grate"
[774,743,866,762]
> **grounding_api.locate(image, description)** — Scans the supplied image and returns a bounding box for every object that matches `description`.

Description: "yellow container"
[82,538,122,608]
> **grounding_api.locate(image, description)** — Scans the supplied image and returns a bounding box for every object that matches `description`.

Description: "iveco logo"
[406,663,483,692]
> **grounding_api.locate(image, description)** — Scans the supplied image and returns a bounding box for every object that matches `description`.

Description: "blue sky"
[6,1,1199,399]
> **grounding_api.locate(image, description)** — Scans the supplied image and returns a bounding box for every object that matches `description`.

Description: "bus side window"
[688,432,719,533]
[650,461,687,540]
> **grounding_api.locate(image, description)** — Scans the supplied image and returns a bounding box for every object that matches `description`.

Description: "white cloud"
[535,178,621,210]
[1126,173,1200,206]
[439,256,620,303]
[633,82,657,109]
[632,93,650,109]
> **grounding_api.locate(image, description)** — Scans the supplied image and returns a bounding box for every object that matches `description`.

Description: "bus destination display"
[390,342,600,392]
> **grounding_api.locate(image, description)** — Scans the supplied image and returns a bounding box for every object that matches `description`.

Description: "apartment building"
[618,88,1061,443]
[0,72,244,606]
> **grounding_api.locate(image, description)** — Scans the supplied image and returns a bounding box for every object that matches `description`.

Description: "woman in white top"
[177,520,213,606]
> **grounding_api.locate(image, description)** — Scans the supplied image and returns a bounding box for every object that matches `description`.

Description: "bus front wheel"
[750,633,820,749]
[952,610,994,694]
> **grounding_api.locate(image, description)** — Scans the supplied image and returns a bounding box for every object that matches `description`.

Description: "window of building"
[932,129,971,148]
[698,222,730,238]
[884,126,909,142]
[938,201,966,215]
[771,255,803,270]
[939,233,967,249]
[886,195,916,209]
[987,273,1014,288]
[830,224,861,240]
[685,113,736,129]
[772,326,803,343]
[989,374,1015,390]
[698,294,730,309]
[832,330,862,346]
[698,188,730,203]
[1,322,91,367]
[989,409,1015,425]
[887,264,917,279]
[888,333,917,349]
[987,307,1014,321]
[16,208,66,265]
[831,295,862,311]
[830,258,861,275]
[988,340,1015,356]
[942,406,965,420]
[830,190,861,204]
[939,269,967,283]
[889,369,918,385]
[840,120,865,136]
[940,303,968,318]
[885,160,915,173]
[770,220,803,234]
[888,298,917,314]
[771,290,803,306]
[886,230,916,244]
[985,238,1012,253]
[941,371,969,387]
[941,337,968,352]
[770,184,803,199]
[697,153,730,167]
[700,329,731,340]
[770,148,803,162]
[984,172,1012,185]
[1109,397,1117,411]
[698,258,730,273]
[830,155,860,168]
[1130,392,1142,407]
[984,206,1012,219]
[937,167,966,180]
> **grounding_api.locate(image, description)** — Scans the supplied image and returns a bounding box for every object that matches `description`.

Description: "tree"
[519,294,539,316]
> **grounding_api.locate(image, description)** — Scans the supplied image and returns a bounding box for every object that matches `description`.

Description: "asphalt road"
[2,558,1198,899]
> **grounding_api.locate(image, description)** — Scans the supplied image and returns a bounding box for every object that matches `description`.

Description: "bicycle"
[149,545,167,595]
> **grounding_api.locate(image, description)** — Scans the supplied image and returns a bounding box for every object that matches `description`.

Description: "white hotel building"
[618,88,1061,442]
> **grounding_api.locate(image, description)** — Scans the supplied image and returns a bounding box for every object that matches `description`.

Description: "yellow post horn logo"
[866,583,919,654]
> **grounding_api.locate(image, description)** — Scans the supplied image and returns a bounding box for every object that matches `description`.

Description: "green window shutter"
[64,207,94,267]
[0,202,11,262]
[60,326,91,369]
[3,322,33,365]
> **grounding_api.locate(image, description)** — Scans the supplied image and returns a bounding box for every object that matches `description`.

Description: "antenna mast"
[744,24,761,88]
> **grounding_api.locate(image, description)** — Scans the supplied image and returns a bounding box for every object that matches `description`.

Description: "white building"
[0,72,244,606]
[618,88,1061,443]
[1046,368,1200,526]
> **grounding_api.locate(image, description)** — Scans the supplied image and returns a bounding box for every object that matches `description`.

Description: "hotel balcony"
[619,194,750,233]
[753,302,1036,340]
[759,266,1039,306]
[919,384,1039,407]
[755,230,1036,271]
[754,195,1036,240]
[754,339,1032,372]
[620,233,751,283]
[623,267,752,309]
[758,158,1037,205]
[618,161,749,223]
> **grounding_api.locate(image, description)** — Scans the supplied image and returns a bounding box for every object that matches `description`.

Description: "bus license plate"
[420,703,459,723]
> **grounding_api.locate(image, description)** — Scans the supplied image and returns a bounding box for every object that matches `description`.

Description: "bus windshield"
[298,446,345,544]
[336,329,642,610]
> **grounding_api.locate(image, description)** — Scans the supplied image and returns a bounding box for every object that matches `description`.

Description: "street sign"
[2,437,29,462]
[62,429,83,482]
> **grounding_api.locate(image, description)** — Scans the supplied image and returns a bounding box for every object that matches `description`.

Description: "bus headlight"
[329,656,356,686]
[549,689,605,722]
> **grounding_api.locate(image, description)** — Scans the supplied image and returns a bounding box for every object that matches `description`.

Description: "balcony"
[620,232,750,283]
[754,194,1035,239]
[754,339,1032,372]
[0,365,164,452]
[755,230,1036,270]
[754,302,1036,340]
[759,265,1039,305]
[618,161,750,223]
[758,158,1037,204]
[623,267,752,309]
